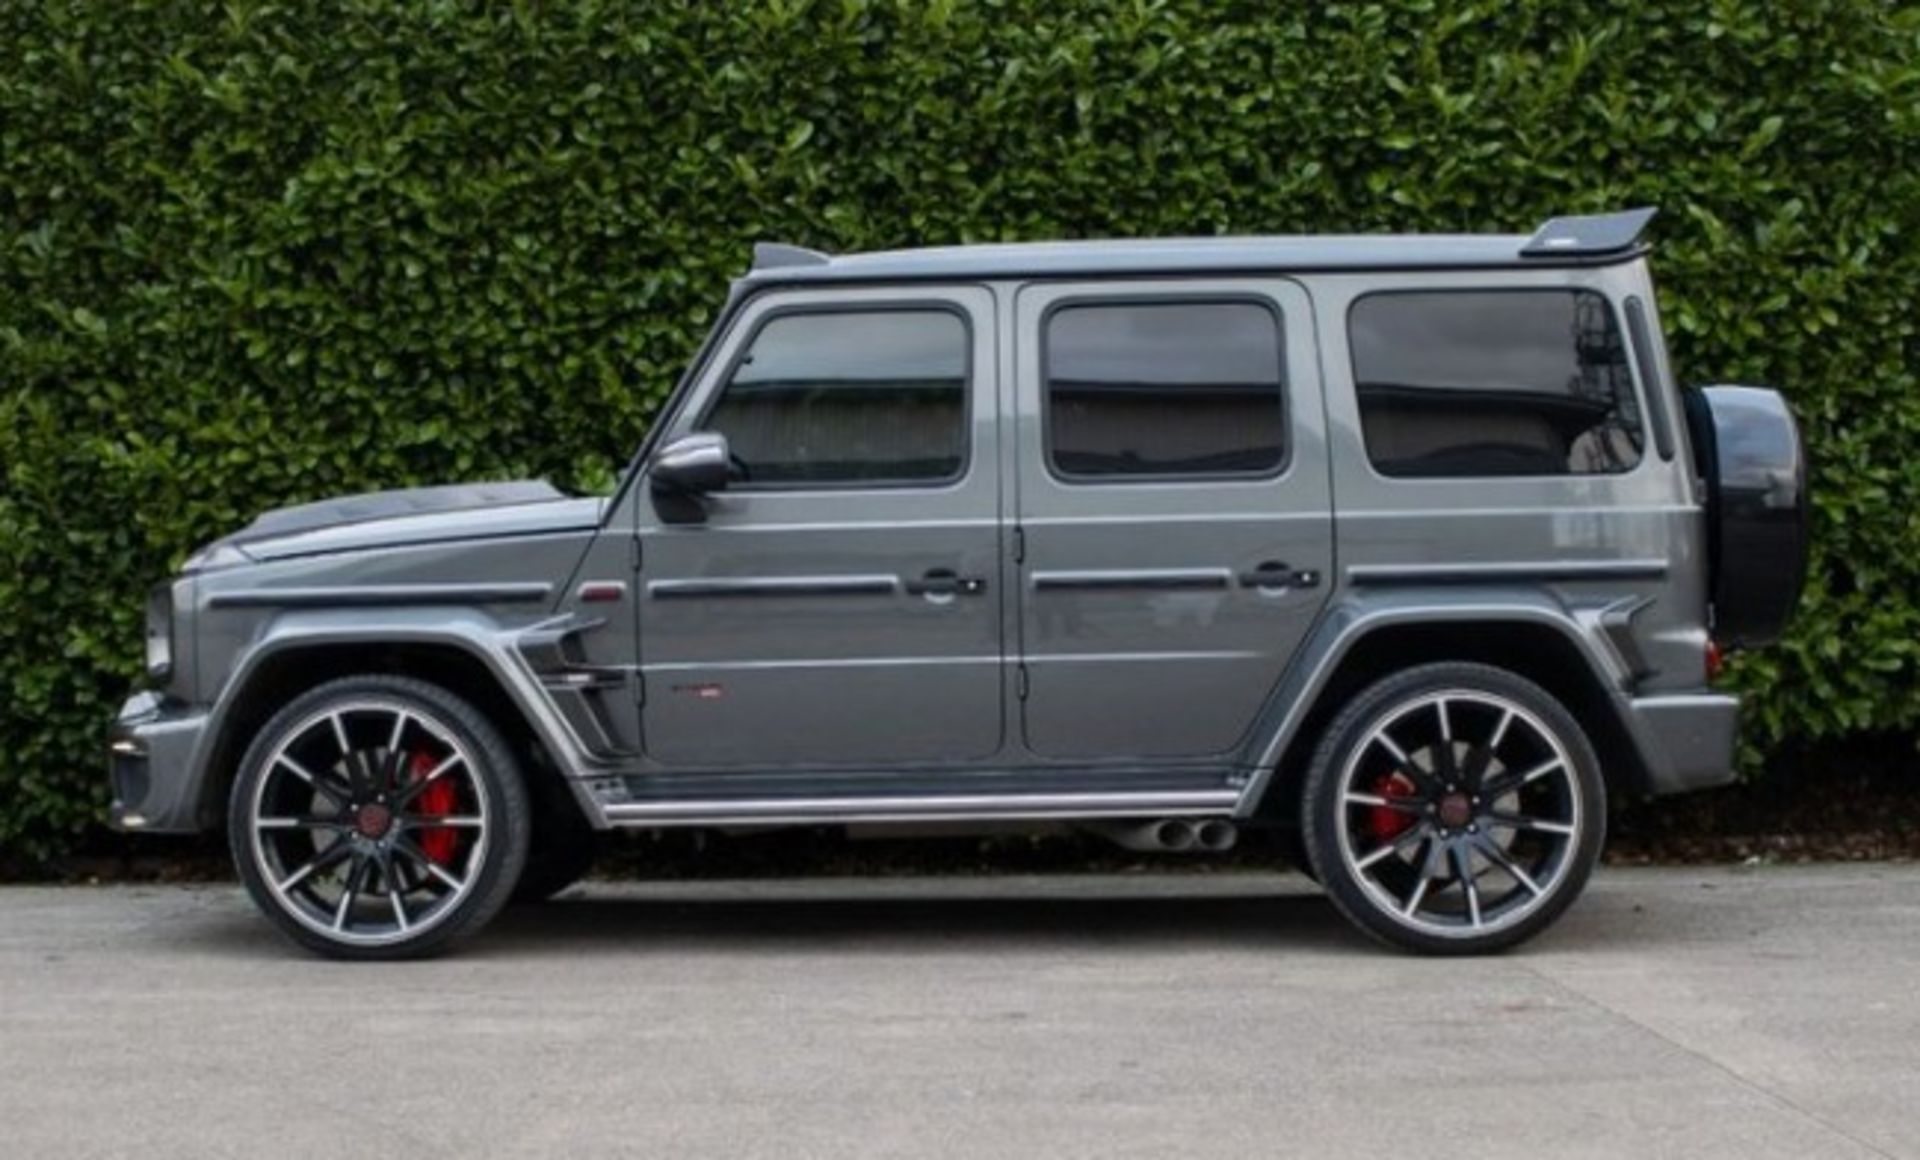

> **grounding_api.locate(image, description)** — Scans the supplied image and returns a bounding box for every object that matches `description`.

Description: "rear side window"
[1349,290,1643,478]
[703,309,968,486]
[1044,301,1287,479]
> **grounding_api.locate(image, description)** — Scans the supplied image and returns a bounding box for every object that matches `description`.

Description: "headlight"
[144,584,173,681]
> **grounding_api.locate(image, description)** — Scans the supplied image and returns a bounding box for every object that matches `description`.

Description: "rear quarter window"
[1348,289,1644,478]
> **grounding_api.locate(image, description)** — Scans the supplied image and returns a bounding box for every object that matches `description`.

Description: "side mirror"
[650,432,732,496]
[649,432,731,523]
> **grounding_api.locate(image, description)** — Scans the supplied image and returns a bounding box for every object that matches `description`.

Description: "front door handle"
[906,568,988,598]
[1238,561,1321,590]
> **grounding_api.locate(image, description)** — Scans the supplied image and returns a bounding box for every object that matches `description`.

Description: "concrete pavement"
[1,866,1916,1158]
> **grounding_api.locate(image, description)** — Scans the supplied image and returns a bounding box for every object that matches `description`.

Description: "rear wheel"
[228,675,530,960]
[1301,662,1605,954]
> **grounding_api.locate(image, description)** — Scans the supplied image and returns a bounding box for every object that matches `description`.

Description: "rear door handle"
[1238,561,1321,590]
[905,568,988,598]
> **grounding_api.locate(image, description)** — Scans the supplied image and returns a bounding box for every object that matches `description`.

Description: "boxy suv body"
[109,209,1808,958]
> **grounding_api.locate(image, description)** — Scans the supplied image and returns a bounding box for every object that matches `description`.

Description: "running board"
[597,790,1239,829]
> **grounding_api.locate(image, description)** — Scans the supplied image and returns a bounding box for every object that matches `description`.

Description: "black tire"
[1279,826,1319,881]
[512,801,598,903]
[228,675,531,960]
[1300,662,1606,955]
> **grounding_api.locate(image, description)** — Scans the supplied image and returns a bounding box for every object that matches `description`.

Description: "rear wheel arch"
[1250,617,1651,820]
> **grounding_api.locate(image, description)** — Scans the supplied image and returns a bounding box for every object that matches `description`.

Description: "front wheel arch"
[197,638,588,837]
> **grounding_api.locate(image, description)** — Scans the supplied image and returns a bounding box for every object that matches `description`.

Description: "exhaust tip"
[1195,820,1238,852]
[1154,819,1197,852]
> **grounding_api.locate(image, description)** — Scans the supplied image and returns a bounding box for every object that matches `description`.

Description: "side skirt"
[587,768,1240,828]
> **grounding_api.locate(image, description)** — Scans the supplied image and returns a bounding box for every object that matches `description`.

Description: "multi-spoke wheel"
[1301,662,1605,954]
[229,675,530,959]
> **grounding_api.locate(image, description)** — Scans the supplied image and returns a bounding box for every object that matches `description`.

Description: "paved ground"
[1,866,1916,1159]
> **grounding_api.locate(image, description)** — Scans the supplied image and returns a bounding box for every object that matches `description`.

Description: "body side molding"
[206,583,553,609]
[1345,561,1668,586]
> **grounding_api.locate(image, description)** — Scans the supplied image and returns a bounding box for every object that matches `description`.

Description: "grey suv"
[108,208,1808,958]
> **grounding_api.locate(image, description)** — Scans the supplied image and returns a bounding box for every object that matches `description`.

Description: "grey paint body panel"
[1011,278,1334,761]
[238,495,604,562]
[212,481,569,548]
[109,230,1748,837]
[632,284,1006,770]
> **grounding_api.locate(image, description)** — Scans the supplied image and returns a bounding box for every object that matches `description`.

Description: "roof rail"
[752,242,832,270]
[1520,207,1657,259]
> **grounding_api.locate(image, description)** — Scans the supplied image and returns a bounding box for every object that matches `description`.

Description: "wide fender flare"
[1231,588,1642,818]
[189,608,600,823]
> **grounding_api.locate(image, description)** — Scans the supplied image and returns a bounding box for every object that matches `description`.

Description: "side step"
[590,766,1244,828]
[597,789,1238,829]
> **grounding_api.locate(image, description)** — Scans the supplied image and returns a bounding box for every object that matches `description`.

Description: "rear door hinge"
[627,535,643,573]
[1015,663,1029,700]
[1012,525,1026,565]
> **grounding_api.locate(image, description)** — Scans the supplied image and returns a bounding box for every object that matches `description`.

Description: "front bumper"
[108,691,213,833]
[1626,691,1740,796]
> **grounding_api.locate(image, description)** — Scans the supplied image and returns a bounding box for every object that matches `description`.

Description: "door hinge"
[1012,525,1026,565]
[627,535,643,573]
[632,670,646,706]
[1015,663,1029,700]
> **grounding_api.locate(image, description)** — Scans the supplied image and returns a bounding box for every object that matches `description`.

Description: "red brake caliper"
[1366,771,1418,842]
[409,751,459,866]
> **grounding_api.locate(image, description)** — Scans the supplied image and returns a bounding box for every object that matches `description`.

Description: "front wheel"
[228,675,531,960]
[1300,662,1605,954]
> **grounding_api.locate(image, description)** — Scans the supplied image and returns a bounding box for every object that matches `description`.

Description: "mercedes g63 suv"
[109,208,1808,958]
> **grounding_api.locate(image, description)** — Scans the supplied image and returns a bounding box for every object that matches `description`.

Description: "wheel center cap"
[355,803,393,839]
[1437,793,1473,828]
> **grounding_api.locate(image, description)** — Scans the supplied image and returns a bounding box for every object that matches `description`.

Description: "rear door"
[1013,279,1332,761]
[635,285,1004,770]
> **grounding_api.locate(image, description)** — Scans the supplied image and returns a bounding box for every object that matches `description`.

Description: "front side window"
[703,308,968,486]
[1044,301,1287,479]
[1349,289,1643,478]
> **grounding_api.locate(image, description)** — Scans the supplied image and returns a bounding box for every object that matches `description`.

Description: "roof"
[741,208,1656,286]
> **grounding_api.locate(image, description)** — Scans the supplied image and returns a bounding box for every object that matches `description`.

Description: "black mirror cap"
[1684,385,1810,649]
[650,432,732,496]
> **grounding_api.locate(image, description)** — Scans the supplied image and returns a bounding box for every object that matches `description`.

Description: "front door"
[1013,280,1333,761]
[635,285,1004,769]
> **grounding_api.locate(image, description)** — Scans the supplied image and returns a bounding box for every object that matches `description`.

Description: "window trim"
[1624,296,1676,462]
[1037,293,1292,486]
[1344,286,1649,482]
[692,300,977,493]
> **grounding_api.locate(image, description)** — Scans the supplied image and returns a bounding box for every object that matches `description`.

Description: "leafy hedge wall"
[3,1,1917,863]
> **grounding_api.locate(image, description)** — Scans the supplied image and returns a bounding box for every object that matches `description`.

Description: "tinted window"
[704,309,967,485]
[1349,290,1643,478]
[1045,302,1286,479]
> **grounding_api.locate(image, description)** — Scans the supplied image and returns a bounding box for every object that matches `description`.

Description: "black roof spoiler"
[752,242,831,270]
[1520,207,1657,259]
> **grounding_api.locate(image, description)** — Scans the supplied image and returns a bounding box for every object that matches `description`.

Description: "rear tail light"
[1705,639,1725,682]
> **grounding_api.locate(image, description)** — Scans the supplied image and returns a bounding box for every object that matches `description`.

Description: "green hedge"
[3,1,1917,864]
